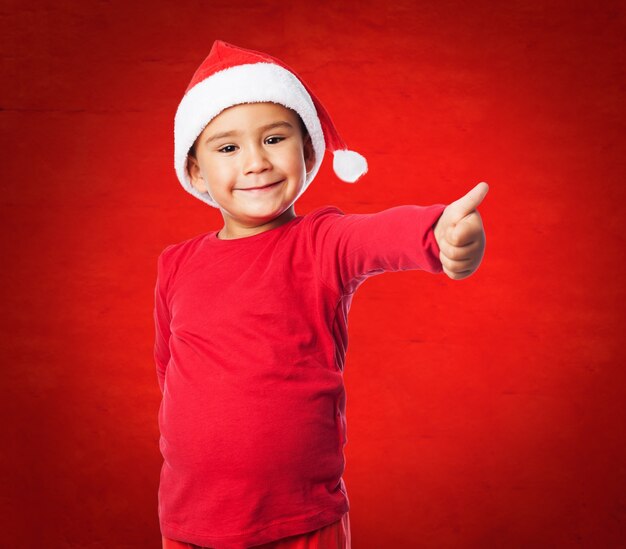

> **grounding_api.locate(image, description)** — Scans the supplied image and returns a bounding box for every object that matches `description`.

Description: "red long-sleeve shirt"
[153,203,446,548]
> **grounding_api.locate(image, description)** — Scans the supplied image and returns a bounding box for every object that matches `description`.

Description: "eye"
[265,136,285,145]
[217,145,237,153]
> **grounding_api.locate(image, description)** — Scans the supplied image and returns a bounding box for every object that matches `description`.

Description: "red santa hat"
[174,39,368,208]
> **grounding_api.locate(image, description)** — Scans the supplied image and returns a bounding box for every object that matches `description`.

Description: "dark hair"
[187,112,309,159]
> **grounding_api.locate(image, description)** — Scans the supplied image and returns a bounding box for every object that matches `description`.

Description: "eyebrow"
[204,121,294,144]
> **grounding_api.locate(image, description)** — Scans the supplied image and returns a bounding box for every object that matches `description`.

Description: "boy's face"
[187,102,316,238]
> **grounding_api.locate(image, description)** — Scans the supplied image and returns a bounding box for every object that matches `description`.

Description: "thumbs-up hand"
[433,182,488,280]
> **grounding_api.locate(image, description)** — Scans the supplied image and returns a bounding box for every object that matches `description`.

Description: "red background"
[2,1,625,547]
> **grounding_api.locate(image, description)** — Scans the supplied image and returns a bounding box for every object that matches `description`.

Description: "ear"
[186,155,207,193]
[303,134,316,174]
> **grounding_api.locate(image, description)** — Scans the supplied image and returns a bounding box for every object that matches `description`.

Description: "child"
[155,40,487,549]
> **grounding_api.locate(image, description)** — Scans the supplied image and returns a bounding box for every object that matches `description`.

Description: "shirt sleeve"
[153,248,173,394]
[308,203,447,295]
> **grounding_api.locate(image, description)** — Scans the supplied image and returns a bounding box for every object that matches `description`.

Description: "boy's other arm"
[433,182,488,281]
[153,251,172,394]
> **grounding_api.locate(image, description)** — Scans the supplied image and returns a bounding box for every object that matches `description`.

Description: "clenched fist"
[433,182,488,280]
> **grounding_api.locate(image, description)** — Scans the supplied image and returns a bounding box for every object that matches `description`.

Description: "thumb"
[445,181,489,224]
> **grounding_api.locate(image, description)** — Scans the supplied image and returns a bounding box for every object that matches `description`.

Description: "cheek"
[282,147,306,173]
[203,161,235,185]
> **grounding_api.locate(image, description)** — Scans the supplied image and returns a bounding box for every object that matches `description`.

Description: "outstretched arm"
[309,203,448,296]
[433,182,489,280]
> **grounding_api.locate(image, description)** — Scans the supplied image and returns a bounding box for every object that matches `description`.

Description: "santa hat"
[174,39,368,208]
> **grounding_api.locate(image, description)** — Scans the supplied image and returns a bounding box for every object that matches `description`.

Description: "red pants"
[162,511,351,549]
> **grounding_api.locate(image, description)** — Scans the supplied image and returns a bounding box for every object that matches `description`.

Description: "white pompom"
[333,149,368,183]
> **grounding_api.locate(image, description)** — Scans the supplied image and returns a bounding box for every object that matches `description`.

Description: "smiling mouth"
[236,180,284,191]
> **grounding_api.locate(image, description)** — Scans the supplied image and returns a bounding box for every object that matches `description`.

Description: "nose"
[243,142,272,174]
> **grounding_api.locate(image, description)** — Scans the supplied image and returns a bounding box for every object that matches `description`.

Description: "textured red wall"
[1,1,624,547]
